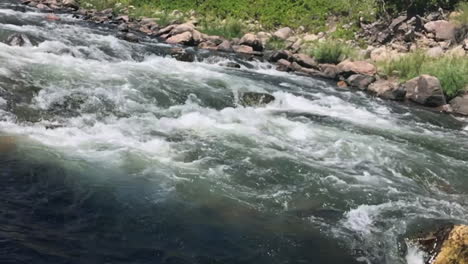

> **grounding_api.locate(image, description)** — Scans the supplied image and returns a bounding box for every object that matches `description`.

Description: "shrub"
[306,40,355,64]
[380,52,468,98]
[453,2,468,26]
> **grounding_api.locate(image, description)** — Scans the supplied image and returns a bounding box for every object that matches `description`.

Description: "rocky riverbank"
[13,0,468,117]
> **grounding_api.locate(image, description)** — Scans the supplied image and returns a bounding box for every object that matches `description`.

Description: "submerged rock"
[0,136,16,153]
[169,48,195,62]
[240,92,275,107]
[6,33,32,47]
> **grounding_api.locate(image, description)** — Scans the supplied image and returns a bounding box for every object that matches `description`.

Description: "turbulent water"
[1,1,468,264]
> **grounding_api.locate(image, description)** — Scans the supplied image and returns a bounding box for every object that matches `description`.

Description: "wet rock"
[273,27,293,40]
[169,48,195,62]
[121,32,139,43]
[221,62,241,68]
[276,59,292,72]
[319,64,339,80]
[267,50,292,63]
[198,41,218,50]
[449,94,468,116]
[240,92,275,107]
[0,136,16,153]
[337,81,348,88]
[368,80,406,100]
[6,33,31,47]
[217,40,233,52]
[45,13,60,21]
[117,23,128,32]
[292,53,318,69]
[415,225,468,264]
[404,75,446,107]
[346,74,376,90]
[424,20,456,41]
[337,60,377,77]
[239,33,263,52]
[233,45,254,54]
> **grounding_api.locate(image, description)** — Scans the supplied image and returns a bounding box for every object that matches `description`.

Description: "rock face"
[240,92,275,107]
[6,33,32,46]
[239,33,263,52]
[337,60,377,77]
[404,75,446,107]
[449,94,468,116]
[424,20,456,41]
[368,80,406,100]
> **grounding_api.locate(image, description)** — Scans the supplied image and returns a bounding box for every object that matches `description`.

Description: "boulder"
[198,41,218,50]
[424,20,456,41]
[6,33,31,46]
[273,27,293,40]
[239,33,263,51]
[293,53,318,69]
[303,33,319,42]
[217,40,233,52]
[404,75,446,107]
[368,80,406,100]
[170,23,195,35]
[276,59,292,72]
[447,46,466,57]
[267,50,292,63]
[62,0,78,9]
[121,32,139,43]
[337,60,377,77]
[169,48,195,62]
[166,31,193,45]
[346,74,376,90]
[157,24,176,36]
[319,64,339,79]
[426,46,444,57]
[415,225,468,264]
[233,45,254,54]
[240,92,275,107]
[449,94,468,116]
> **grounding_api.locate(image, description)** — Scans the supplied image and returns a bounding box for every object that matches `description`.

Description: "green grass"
[380,51,468,98]
[265,36,287,50]
[306,40,355,64]
[453,2,468,25]
[199,18,246,39]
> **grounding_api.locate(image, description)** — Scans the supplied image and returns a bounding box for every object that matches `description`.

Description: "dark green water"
[1,1,468,263]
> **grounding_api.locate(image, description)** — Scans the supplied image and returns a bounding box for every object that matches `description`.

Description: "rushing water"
[1,1,468,264]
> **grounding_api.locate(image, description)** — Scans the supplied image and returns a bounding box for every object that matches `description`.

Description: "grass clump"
[380,51,468,98]
[306,40,355,64]
[265,36,287,50]
[199,18,246,39]
[453,2,468,25]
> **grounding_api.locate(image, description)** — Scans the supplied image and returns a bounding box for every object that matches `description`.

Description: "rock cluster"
[15,0,468,116]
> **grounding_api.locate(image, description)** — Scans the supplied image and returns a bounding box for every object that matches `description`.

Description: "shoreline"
[13,0,468,118]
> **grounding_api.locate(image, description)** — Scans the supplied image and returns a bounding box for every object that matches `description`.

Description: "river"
[1,1,468,263]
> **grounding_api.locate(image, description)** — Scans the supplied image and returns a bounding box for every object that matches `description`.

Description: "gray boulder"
[346,74,376,90]
[404,75,446,107]
[368,80,406,100]
[424,20,456,41]
[449,94,468,116]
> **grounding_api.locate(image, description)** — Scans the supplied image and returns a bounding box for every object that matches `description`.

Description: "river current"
[1,1,468,263]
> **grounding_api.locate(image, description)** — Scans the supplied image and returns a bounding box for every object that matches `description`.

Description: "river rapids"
[1,1,468,264]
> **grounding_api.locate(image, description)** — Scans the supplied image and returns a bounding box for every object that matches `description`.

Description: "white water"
[1,3,468,264]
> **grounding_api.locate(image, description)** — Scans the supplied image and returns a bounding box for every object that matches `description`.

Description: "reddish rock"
[293,53,318,69]
[166,31,193,45]
[46,13,60,21]
[337,60,377,76]
[424,20,456,41]
[239,33,263,51]
[217,40,233,52]
[368,80,406,100]
[449,93,468,116]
